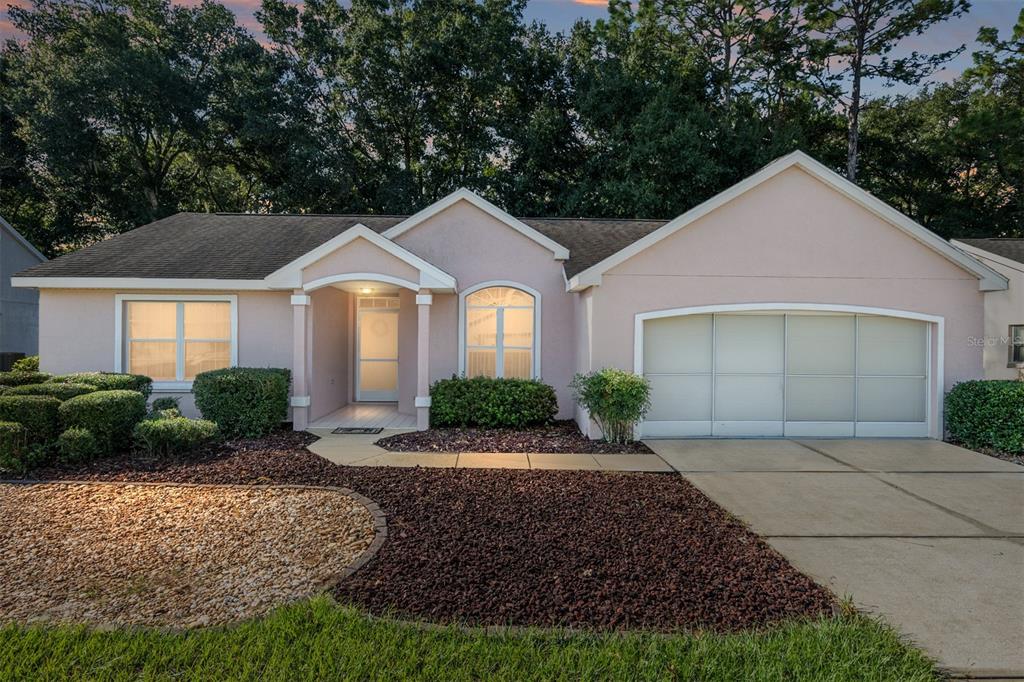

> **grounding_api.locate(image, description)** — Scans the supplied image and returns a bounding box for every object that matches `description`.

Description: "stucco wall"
[954,243,1024,380]
[302,237,421,286]
[309,286,351,421]
[1,227,44,355]
[394,201,576,417]
[38,289,293,418]
[588,167,986,434]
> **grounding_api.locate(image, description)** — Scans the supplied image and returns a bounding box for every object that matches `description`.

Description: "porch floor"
[309,402,416,430]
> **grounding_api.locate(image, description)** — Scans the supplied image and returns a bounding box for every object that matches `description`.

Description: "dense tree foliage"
[0,0,1020,256]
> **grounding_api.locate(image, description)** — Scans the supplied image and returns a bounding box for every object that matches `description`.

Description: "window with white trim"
[1010,325,1024,366]
[124,300,232,382]
[465,286,535,379]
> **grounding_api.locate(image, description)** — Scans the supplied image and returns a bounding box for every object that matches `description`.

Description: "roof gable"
[1,216,46,263]
[382,188,570,261]
[567,151,1008,292]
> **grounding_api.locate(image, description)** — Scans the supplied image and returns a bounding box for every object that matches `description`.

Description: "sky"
[2,0,1021,96]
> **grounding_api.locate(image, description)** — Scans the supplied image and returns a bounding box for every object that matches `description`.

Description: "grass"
[0,597,938,681]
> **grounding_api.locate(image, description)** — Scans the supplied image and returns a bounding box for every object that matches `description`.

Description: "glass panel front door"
[357,303,399,401]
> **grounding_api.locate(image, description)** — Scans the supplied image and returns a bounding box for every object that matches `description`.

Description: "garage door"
[641,312,929,438]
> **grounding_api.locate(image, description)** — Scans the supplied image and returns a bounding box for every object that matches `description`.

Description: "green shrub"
[570,369,651,444]
[49,372,153,399]
[945,380,1024,453]
[0,421,29,472]
[193,367,290,438]
[430,376,558,428]
[144,407,182,421]
[133,417,219,457]
[0,395,62,445]
[11,355,39,372]
[59,390,147,456]
[0,371,52,387]
[150,396,180,412]
[5,382,97,401]
[56,427,102,464]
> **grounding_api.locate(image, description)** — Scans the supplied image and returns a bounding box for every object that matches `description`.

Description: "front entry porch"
[309,402,417,430]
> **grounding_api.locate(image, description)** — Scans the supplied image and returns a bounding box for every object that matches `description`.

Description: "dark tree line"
[1,0,1021,256]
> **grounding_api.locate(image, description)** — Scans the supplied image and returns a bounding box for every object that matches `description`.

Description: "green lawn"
[0,597,936,681]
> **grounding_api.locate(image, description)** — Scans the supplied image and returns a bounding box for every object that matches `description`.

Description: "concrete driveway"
[646,438,1024,679]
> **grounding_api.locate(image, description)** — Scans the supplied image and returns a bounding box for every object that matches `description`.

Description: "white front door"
[356,297,399,402]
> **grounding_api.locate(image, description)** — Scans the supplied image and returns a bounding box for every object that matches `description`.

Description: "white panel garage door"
[641,312,929,438]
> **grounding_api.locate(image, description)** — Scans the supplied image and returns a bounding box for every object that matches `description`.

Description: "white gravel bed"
[0,482,376,628]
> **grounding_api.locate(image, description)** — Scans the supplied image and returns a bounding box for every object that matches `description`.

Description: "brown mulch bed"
[376,420,653,454]
[18,430,835,632]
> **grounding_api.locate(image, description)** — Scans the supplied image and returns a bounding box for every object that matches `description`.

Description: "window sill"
[151,382,194,392]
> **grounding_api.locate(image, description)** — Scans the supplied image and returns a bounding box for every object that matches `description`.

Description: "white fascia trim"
[304,273,422,293]
[113,293,239,389]
[263,223,456,291]
[567,150,1008,292]
[0,216,46,263]
[952,240,1024,275]
[632,302,945,440]
[382,188,570,261]
[13,277,270,290]
[458,280,542,380]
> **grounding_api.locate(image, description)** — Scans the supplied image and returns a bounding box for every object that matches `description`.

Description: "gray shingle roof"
[15,212,668,281]
[958,238,1024,266]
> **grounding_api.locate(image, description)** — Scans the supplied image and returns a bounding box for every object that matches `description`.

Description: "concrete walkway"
[647,438,1024,679]
[306,429,674,472]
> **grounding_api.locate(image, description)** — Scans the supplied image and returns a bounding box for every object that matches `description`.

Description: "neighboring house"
[1,216,46,359]
[951,239,1024,381]
[12,152,1008,439]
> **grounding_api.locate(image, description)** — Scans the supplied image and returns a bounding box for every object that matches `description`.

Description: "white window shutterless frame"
[637,305,936,439]
[114,294,238,391]
[459,282,541,380]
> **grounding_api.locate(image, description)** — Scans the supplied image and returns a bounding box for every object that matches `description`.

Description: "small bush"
[144,407,182,421]
[570,369,651,444]
[133,417,219,457]
[56,427,102,464]
[0,395,62,445]
[150,396,180,412]
[5,382,97,401]
[49,372,153,399]
[0,371,52,387]
[0,421,29,472]
[193,367,290,438]
[11,355,39,372]
[430,376,558,428]
[945,380,1024,453]
[59,390,147,456]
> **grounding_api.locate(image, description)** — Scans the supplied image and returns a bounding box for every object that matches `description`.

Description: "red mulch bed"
[376,420,653,454]
[20,431,834,632]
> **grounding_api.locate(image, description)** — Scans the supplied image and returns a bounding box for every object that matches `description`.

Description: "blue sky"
[2,0,1021,95]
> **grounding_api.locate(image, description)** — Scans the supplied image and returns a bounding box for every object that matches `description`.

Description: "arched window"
[464,285,537,379]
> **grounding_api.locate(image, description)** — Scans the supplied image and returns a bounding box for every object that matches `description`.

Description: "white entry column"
[415,291,432,430]
[291,291,311,430]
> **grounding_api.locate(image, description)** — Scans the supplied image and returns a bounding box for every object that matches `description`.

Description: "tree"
[805,0,969,181]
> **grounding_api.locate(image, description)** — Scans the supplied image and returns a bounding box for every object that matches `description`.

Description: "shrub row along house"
[11,151,1016,440]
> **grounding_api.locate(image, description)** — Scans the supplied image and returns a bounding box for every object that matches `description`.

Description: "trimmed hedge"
[0,421,29,472]
[5,382,97,401]
[11,355,39,372]
[0,371,52,387]
[430,376,557,428]
[149,396,180,412]
[193,367,290,438]
[49,372,153,399]
[133,417,219,457]
[945,380,1024,453]
[59,390,147,456]
[56,427,101,464]
[0,395,62,445]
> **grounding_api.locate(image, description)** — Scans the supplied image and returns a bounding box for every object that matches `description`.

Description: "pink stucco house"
[11,151,1008,439]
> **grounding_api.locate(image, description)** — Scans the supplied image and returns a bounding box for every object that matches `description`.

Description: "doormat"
[331,427,383,435]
